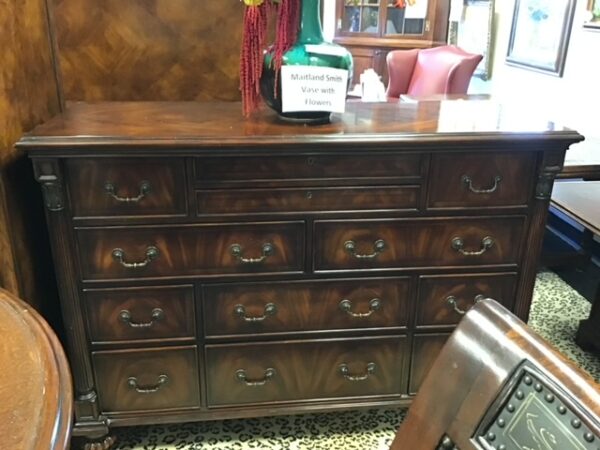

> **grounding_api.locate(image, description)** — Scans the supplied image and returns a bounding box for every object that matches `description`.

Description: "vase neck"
[296,0,324,44]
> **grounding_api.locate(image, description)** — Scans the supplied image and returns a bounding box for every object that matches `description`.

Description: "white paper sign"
[405,0,428,19]
[281,65,348,114]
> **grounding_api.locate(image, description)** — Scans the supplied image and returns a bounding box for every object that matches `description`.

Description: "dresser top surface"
[19,100,583,151]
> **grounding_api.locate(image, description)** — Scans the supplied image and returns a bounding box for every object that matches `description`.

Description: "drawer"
[196,186,419,215]
[409,333,450,394]
[93,346,200,413]
[314,217,525,271]
[416,273,517,328]
[84,285,195,343]
[194,154,421,184]
[205,337,406,406]
[76,222,305,280]
[66,158,187,217]
[427,152,536,208]
[203,277,410,337]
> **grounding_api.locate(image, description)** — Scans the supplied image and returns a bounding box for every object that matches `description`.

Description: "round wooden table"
[0,288,72,449]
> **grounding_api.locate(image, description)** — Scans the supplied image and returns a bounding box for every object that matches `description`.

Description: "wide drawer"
[205,337,407,406]
[203,277,410,337]
[314,217,525,271]
[196,186,419,215]
[194,154,421,183]
[84,285,195,343]
[66,158,187,218]
[409,333,450,394]
[93,346,200,413]
[416,273,517,328]
[76,222,305,280]
[427,152,536,208]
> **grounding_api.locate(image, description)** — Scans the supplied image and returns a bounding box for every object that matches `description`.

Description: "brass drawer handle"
[344,239,386,259]
[445,294,486,316]
[451,236,494,256]
[234,303,277,322]
[119,308,165,328]
[230,243,274,264]
[236,368,276,386]
[112,246,159,268]
[339,298,382,318]
[127,374,168,394]
[105,180,151,203]
[339,362,376,381]
[461,175,502,194]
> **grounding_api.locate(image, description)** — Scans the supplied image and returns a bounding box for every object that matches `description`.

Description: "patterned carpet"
[111,270,599,450]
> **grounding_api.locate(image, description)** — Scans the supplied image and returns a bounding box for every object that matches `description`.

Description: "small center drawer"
[93,346,200,413]
[205,337,407,407]
[66,158,187,218]
[84,285,195,343]
[203,277,410,337]
[76,222,305,280]
[314,217,525,271]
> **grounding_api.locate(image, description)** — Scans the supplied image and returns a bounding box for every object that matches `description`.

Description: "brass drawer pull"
[236,368,276,386]
[344,239,386,259]
[339,362,376,381]
[451,236,494,256]
[234,303,277,322]
[112,246,159,268]
[445,294,486,316]
[119,308,164,328]
[230,243,274,264]
[461,175,502,194]
[127,374,168,394]
[339,298,381,318]
[105,180,151,202]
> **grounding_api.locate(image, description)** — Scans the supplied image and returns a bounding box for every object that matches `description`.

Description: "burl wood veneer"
[18,100,582,443]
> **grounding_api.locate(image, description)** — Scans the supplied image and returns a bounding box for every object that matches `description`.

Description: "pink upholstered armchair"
[385,45,483,99]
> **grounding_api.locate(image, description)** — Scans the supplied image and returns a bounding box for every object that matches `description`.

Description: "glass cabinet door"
[341,0,381,34]
[385,0,428,36]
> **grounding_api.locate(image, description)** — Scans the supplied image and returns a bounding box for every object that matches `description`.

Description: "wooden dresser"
[18,100,582,443]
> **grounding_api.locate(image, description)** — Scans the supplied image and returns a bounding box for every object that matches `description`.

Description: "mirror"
[448,0,495,80]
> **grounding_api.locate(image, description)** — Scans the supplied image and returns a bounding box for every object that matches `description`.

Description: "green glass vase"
[260,0,353,123]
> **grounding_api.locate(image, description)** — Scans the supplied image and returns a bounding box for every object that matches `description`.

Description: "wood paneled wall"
[0,0,62,309]
[51,0,245,101]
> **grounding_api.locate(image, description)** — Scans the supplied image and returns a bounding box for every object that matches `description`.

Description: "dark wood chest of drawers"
[18,100,582,440]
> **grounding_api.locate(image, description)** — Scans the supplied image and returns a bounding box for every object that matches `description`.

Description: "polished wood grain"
[551,181,600,235]
[51,0,243,102]
[0,0,61,308]
[93,346,200,413]
[84,285,195,343]
[0,288,72,450]
[205,337,407,406]
[203,278,410,337]
[76,222,305,280]
[314,217,525,271]
[408,333,450,394]
[390,299,600,450]
[196,186,419,215]
[19,101,580,150]
[427,152,536,208]
[416,273,517,327]
[66,158,187,218]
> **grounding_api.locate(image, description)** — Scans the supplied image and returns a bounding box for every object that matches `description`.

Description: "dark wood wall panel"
[0,0,61,309]
[52,0,244,101]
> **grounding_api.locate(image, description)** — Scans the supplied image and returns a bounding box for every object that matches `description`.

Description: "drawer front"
[409,333,450,394]
[77,222,305,280]
[93,346,200,413]
[196,186,419,215]
[84,285,195,343]
[194,154,421,183]
[416,273,517,328]
[427,152,536,208]
[203,277,410,337]
[314,217,525,271]
[66,158,187,217]
[205,337,406,406]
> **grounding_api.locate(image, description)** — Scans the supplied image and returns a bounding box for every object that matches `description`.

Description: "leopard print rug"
[111,270,599,450]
